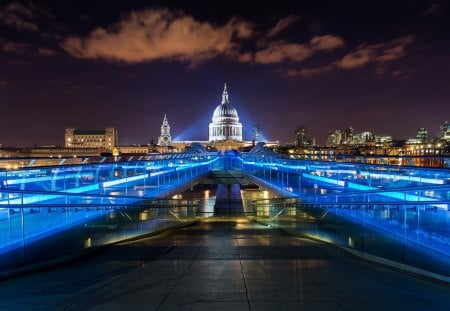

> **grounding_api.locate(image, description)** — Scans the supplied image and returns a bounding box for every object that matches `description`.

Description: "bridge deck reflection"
[0,218,449,310]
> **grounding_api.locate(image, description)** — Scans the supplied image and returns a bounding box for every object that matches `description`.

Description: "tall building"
[344,127,354,144]
[65,127,117,150]
[252,125,261,142]
[327,129,342,146]
[406,127,428,145]
[416,128,427,143]
[158,114,172,146]
[440,121,450,141]
[295,125,308,147]
[375,134,392,147]
[209,83,243,142]
[327,127,354,146]
[352,131,374,145]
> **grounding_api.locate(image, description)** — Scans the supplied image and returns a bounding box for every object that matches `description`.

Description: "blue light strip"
[302,173,346,187]
[242,158,447,204]
[359,171,445,185]
[5,173,95,185]
[102,174,148,187]
[0,156,217,206]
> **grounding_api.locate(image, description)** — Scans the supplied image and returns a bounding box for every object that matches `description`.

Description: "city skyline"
[1,0,450,146]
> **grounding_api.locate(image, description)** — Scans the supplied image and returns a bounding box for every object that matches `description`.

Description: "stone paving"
[0,218,449,310]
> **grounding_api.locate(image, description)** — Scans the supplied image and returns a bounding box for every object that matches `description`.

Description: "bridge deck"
[201,170,255,186]
[1,218,449,310]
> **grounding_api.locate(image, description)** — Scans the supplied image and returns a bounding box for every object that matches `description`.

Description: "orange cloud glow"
[337,35,415,69]
[249,34,345,64]
[282,35,416,78]
[62,9,253,65]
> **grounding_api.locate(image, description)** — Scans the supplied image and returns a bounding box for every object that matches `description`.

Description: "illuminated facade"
[158,114,172,146]
[374,134,392,147]
[65,127,117,150]
[326,127,354,146]
[440,121,450,141]
[406,127,428,145]
[209,84,243,142]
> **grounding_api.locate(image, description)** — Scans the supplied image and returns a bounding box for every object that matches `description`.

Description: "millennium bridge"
[1,144,450,309]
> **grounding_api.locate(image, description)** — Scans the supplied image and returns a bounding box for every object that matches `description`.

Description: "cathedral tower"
[158,114,172,146]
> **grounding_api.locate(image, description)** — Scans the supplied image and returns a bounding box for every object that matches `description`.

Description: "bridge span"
[0,145,449,308]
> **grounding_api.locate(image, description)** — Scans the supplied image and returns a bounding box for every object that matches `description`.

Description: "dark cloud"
[0,39,29,53]
[37,47,57,56]
[281,65,334,78]
[0,2,59,57]
[267,15,299,37]
[0,2,38,32]
[423,3,444,17]
[0,39,58,57]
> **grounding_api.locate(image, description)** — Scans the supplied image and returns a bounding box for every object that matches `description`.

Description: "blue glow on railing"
[1,150,449,273]
[149,170,170,177]
[1,184,103,205]
[359,171,445,184]
[102,174,148,188]
[241,156,449,201]
[0,154,218,207]
[0,152,218,261]
[303,173,346,187]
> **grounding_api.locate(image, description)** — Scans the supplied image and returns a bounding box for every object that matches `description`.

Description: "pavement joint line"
[237,237,252,311]
[301,263,346,310]
[59,228,188,310]
[155,238,205,310]
[61,262,147,311]
[281,227,450,285]
[274,229,347,310]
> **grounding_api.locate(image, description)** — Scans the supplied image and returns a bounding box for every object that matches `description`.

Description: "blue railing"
[240,151,450,201]
[241,148,450,279]
[0,196,202,275]
[1,147,450,278]
[0,152,219,275]
[252,198,450,279]
[0,153,218,198]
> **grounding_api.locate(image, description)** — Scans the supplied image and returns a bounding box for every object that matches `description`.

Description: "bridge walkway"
[0,218,449,310]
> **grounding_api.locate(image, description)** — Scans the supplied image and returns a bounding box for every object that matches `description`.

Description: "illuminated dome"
[209,83,243,142]
[212,98,239,123]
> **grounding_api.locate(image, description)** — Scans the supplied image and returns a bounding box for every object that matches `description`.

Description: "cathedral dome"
[209,83,243,142]
[212,102,239,121]
[212,83,239,123]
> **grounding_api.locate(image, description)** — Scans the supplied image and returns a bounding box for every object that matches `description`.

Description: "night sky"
[1,0,450,146]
